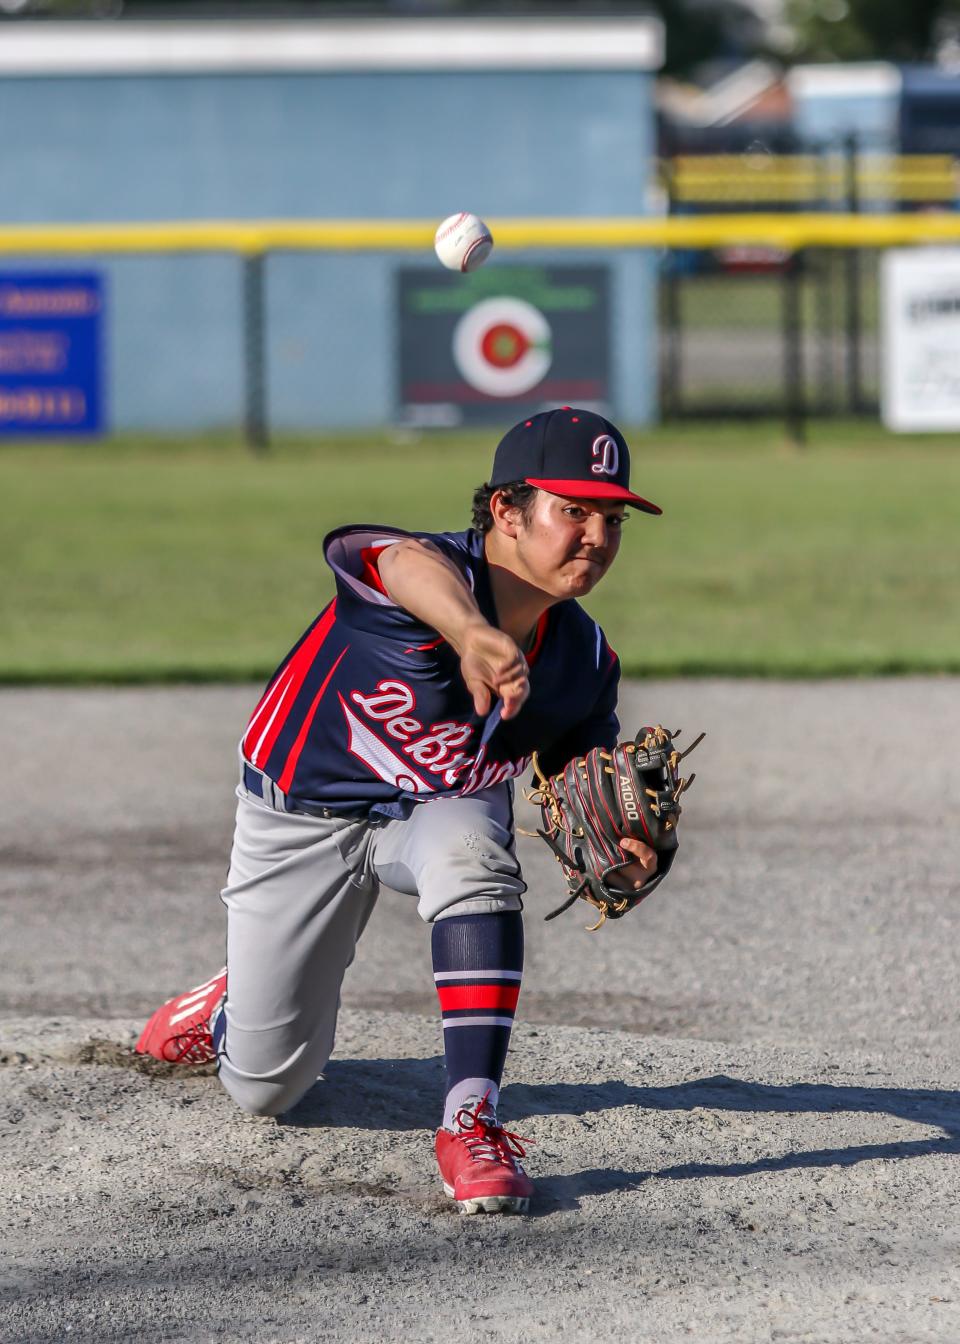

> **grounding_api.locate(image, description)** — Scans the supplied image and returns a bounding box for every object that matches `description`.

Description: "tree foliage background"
[786,0,960,62]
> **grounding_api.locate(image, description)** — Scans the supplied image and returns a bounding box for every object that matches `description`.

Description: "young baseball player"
[137,407,663,1214]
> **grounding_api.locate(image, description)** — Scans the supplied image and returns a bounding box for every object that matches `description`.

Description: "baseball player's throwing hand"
[459,622,530,721]
[377,539,531,723]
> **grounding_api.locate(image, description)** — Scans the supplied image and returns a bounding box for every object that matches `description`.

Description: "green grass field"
[3,421,958,681]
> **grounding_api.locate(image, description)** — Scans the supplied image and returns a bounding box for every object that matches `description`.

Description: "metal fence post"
[783,249,806,445]
[658,155,683,419]
[844,134,864,414]
[813,148,836,414]
[243,250,268,452]
[660,256,682,418]
[813,247,836,415]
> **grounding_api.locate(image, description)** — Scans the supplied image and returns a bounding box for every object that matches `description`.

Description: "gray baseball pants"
[217,783,525,1117]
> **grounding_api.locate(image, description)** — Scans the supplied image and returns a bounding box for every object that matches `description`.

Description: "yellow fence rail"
[1,213,960,256]
[666,155,959,205]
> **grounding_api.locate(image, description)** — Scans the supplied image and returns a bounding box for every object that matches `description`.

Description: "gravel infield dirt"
[2,679,959,1343]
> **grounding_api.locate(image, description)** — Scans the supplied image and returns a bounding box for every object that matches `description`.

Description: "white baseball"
[434,212,494,273]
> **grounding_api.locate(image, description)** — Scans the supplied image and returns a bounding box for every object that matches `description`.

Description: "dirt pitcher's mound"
[3,1009,959,1344]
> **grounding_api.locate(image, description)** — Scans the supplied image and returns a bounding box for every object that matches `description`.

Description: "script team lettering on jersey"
[343,677,532,796]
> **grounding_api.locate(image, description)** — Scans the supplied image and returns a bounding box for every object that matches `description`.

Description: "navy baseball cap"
[490,407,661,516]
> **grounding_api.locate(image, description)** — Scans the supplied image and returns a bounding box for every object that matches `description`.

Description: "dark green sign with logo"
[397,265,610,426]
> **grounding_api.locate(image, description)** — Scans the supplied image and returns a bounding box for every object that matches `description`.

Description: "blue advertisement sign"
[0,272,104,435]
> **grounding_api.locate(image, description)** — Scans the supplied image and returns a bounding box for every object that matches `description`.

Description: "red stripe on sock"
[436,984,521,1013]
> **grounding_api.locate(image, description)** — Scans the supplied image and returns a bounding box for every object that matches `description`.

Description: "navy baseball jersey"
[240,525,621,818]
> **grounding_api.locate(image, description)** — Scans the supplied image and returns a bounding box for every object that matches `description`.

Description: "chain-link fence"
[658,246,881,424]
[655,138,957,425]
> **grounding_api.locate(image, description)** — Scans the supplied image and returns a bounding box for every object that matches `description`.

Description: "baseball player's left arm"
[377,538,530,720]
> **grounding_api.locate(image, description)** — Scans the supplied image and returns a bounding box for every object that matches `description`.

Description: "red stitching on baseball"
[436,213,468,241]
[460,234,492,271]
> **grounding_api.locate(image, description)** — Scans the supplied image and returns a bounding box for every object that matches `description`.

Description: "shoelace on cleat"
[165,1021,216,1064]
[453,1093,531,1169]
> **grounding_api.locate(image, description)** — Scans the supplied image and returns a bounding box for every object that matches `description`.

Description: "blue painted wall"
[0,70,658,430]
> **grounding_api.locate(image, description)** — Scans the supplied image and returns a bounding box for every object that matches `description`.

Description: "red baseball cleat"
[435,1095,534,1214]
[135,968,226,1065]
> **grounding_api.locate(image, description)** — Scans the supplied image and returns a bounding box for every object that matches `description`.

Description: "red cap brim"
[526,477,662,516]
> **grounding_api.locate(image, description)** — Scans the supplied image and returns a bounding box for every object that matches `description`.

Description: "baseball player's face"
[514,491,626,598]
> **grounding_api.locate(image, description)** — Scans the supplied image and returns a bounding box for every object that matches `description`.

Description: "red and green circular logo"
[453,298,552,396]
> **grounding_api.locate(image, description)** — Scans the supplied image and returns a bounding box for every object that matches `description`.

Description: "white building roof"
[0,18,664,75]
[788,63,902,102]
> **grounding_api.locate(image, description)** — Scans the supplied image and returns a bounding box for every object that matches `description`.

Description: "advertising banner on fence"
[0,272,104,435]
[881,249,960,432]
[397,265,609,426]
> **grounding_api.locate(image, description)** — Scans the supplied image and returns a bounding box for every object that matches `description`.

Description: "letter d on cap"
[591,434,619,476]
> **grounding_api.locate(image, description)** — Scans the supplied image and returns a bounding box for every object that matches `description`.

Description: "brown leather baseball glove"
[525,725,704,931]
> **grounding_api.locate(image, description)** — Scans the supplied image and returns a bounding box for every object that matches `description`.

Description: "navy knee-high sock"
[431,910,524,1129]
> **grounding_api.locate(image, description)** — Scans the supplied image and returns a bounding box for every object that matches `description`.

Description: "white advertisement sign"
[882,248,960,431]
